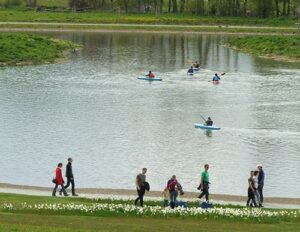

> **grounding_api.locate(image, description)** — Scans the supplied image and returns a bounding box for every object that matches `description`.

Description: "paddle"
[200,114,206,122]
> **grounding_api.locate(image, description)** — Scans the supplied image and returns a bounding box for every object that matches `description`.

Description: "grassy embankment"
[0,8,298,34]
[0,193,299,232]
[0,33,78,66]
[227,35,300,62]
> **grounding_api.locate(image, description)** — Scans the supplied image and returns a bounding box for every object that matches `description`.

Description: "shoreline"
[224,44,300,63]
[0,27,295,36]
[1,183,299,207]
[1,26,298,64]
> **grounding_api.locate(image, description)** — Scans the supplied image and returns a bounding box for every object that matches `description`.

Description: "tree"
[254,0,273,18]
[180,0,185,13]
[25,0,36,7]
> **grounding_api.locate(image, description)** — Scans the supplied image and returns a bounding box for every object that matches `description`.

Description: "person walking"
[253,170,261,206]
[134,168,147,207]
[60,157,78,196]
[52,163,68,197]
[257,164,265,207]
[198,164,210,202]
[167,175,179,209]
[247,171,257,207]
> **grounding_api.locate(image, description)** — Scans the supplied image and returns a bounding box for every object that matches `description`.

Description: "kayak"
[193,68,200,72]
[212,80,220,84]
[138,77,162,81]
[194,123,221,130]
[187,72,194,76]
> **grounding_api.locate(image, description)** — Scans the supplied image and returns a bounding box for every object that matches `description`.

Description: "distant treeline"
[2,0,300,18]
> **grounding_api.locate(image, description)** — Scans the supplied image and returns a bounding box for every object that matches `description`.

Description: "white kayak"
[138,77,162,81]
[194,123,221,130]
[193,67,200,72]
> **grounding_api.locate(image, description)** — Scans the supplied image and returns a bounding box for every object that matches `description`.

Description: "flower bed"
[3,202,299,223]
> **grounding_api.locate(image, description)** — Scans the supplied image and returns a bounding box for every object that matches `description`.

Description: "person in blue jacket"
[187,66,194,75]
[212,73,221,81]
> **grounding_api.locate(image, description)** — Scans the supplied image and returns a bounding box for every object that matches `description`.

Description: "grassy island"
[0,33,78,66]
[227,36,300,62]
[0,193,299,232]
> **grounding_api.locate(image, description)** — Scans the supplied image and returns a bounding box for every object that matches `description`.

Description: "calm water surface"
[0,32,299,197]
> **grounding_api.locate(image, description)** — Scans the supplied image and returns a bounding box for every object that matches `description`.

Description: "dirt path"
[0,21,297,35]
[0,22,295,29]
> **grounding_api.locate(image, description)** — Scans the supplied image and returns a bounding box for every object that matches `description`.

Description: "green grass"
[0,32,78,65]
[227,35,300,61]
[36,0,68,8]
[0,8,298,27]
[0,193,299,232]
[0,212,299,232]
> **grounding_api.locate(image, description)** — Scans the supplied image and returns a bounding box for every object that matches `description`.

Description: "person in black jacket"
[60,157,78,196]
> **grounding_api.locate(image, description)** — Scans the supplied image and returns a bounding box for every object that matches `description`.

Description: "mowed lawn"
[0,212,299,232]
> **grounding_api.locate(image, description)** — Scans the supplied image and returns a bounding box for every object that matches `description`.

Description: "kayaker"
[205,117,213,126]
[187,66,194,75]
[195,61,200,68]
[212,73,221,81]
[146,71,155,79]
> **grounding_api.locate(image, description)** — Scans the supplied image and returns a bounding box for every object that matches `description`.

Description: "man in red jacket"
[52,163,68,197]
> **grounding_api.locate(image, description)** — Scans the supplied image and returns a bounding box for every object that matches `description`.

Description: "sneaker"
[72,193,79,196]
[59,191,62,196]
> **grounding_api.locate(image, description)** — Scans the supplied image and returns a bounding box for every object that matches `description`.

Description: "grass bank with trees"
[0,8,298,27]
[0,193,299,232]
[227,35,300,62]
[0,33,78,66]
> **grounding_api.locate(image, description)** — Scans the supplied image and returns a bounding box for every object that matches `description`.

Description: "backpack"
[167,180,177,191]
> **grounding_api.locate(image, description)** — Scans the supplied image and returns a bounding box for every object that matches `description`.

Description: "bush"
[3,0,22,7]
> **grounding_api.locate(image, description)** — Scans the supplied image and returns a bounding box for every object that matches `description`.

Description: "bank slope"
[227,35,300,62]
[0,33,78,66]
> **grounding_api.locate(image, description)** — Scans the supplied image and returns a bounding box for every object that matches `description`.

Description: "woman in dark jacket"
[52,163,68,197]
[246,171,257,207]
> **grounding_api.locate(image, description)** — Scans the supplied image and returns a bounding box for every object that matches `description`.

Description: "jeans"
[64,178,75,195]
[163,199,169,207]
[169,191,178,209]
[247,196,257,207]
[52,184,68,196]
[198,183,209,201]
[257,185,264,204]
[254,190,261,205]
[135,186,145,207]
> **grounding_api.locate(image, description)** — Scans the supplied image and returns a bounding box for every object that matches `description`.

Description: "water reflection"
[0,32,299,197]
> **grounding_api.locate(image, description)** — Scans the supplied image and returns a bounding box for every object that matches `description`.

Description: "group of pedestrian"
[135,164,210,209]
[52,160,265,209]
[52,158,78,197]
[247,164,265,207]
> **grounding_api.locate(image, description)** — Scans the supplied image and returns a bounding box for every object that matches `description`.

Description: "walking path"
[0,22,296,35]
[0,22,295,29]
[0,183,299,209]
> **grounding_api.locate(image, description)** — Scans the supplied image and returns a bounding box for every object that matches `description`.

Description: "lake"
[0,32,299,197]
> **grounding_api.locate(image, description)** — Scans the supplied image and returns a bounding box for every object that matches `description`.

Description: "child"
[162,187,169,207]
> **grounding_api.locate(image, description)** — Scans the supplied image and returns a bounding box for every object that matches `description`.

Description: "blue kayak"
[194,123,221,130]
[193,68,200,72]
[138,77,162,81]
